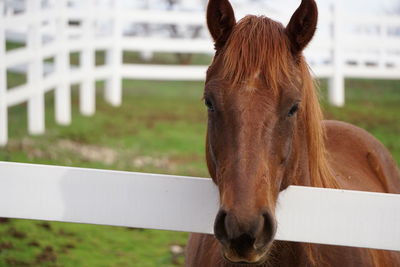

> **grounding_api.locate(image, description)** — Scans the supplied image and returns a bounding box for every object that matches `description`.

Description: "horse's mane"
[222,15,338,189]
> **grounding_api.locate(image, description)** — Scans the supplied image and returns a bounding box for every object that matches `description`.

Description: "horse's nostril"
[214,209,228,244]
[262,211,276,244]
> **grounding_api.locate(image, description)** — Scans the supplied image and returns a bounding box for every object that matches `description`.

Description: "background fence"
[1,0,400,146]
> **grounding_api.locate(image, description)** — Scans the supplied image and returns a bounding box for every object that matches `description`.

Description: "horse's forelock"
[221,15,292,92]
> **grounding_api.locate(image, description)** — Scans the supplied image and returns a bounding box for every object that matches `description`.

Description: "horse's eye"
[205,98,214,112]
[287,103,299,117]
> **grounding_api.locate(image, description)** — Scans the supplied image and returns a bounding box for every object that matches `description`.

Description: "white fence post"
[80,0,95,116]
[0,1,7,146]
[379,18,387,70]
[105,0,123,106]
[328,2,345,107]
[55,0,71,125]
[27,0,45,135]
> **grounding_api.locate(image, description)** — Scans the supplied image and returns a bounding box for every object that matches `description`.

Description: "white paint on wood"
[328,3,345,107]
[0,161,399,251]
[276,186,400,251]
[26,0,45,135]
[0,161,219,234]
[55,0,71,125]
[121,64,208,81]
[105,0,122,107]
[0,1,7,146]
[80,0,95,116]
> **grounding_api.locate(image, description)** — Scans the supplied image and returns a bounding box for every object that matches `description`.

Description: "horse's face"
[205,0,318,264]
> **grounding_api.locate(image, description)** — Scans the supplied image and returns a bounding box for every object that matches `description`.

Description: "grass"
[0,219,188,267]
[1,68,399,266]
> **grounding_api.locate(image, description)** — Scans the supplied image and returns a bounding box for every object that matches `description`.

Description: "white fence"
[0,161,399,251]
[1,0,400,146]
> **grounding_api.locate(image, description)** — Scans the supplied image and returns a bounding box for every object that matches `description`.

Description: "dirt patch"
[8,227,27,239]
[0,241,14,251]
[6,138,57,160]
[170,154,202,164]
[58,229,75,237]
[7,137,180,171]
[57,139,117,165]
[63,243,75,249]
[7,138,118,165]
[0,217,10,223]
[60,243,75,254]
[132,155,171,169]
[5,258,30,266]
[35,246,57,264]
[28,240,40,247]
[37,222,52,231]
[169,244,186,265]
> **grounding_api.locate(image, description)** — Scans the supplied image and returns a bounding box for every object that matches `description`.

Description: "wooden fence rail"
[0,161,399,251]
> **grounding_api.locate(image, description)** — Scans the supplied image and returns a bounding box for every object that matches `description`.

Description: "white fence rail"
[1,0,400,145]
[0,161,399,251]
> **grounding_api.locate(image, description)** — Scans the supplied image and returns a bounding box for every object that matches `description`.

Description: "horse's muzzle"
[213,209,276,263]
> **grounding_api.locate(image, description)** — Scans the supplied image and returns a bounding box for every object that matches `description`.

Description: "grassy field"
[0,77,399,266]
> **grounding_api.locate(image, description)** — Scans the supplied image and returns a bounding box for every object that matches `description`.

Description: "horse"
[185,0,400,266]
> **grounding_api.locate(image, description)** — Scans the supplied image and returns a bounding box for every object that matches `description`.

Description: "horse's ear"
[285,0,318,56]
[207,0,236,50]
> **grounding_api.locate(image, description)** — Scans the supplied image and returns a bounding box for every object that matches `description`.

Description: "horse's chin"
[221,247,270,266]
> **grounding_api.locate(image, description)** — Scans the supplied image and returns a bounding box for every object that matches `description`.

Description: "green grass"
[0,77,399,266]
[0,219,188,267]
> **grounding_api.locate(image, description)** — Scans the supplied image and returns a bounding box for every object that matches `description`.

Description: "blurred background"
[0,0,399,266]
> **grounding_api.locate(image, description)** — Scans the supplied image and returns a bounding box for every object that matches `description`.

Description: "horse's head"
[205,0,319,264]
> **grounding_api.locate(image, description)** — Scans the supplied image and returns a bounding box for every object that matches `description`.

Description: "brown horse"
[185,0,400,266]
